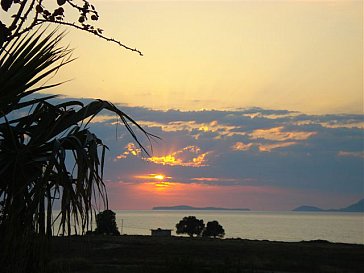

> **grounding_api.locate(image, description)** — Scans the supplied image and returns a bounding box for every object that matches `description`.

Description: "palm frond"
[0,27,156,244]
[0,28,73,117]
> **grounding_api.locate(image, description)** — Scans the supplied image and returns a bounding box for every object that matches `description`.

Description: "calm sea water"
[114,210,364,244]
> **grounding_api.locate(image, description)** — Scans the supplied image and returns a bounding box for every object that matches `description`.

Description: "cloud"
[232,142,254,151]
[191,177,220,182]
[232,141,298,152]
[114,143,142,161]
[99,105,363,197]
[115,143,210,167]
[337,151,364,158]
[139,119,241,139]
[134,174,172,180]
[147,146,210,167]
[33,95,364,209]
[257,141,298,152]
[249,126,316,141]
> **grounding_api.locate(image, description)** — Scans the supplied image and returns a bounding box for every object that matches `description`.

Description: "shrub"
[94,210,120,235]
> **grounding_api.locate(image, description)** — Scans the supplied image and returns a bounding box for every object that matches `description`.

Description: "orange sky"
[32,0,363,210]
[55,0,363,114]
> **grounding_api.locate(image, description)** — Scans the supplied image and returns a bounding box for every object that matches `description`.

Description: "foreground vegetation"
[48,235,363,273]
[1,2,147,271]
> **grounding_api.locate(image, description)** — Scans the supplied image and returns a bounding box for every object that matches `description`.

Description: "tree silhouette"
[0,30,152,238]
[94,210,120,235]
[0,13,155,273]
[176,216,205,237]
[0,0,142,55]
[0,2,152,273]
[0,30,154,272]
[202,220,225,238]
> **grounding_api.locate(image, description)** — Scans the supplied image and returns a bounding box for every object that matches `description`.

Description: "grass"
[47,235,364,273]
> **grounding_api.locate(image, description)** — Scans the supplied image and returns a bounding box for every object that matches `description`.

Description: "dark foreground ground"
[49,235,364,273]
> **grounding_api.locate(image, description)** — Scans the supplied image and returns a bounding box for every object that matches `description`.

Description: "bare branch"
[36,19,143,56]
[1,0,143,55]
[9,0,28,32]
[13,0,37,37]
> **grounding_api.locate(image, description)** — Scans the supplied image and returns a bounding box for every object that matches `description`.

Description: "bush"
[94,210,120,235]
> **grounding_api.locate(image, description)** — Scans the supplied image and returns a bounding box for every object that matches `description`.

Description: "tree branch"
[13,0,37,37]
[36,19,143,56]
[9,0,28,32]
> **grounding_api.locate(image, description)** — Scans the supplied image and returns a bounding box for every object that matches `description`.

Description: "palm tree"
[0,28,153,272]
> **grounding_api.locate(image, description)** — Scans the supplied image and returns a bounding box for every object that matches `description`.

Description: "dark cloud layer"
[82,102,362,195]
[23,95,363,207]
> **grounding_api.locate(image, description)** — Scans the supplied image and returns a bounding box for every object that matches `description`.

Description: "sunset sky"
[51,0,362,210]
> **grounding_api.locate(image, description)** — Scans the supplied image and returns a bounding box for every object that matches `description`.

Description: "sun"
[154,174,165,180]
[136,173,174,193]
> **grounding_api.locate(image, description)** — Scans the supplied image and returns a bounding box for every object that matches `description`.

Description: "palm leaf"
[0,27,156,245]
[0,28,74,117]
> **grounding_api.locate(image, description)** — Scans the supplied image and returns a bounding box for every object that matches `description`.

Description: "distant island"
[153,205,250,211]
[293,198,364,213]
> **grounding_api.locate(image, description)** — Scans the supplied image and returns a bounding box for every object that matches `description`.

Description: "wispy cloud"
[337,151,364,158]
[249,126,316,142]
[232,141,298,152]
[258,142,298,152]
[139,119,240,139]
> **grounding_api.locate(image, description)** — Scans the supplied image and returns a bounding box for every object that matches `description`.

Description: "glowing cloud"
[249,126,316,141]
[320,121,364,129]
[191,177,220,182]
[258,142,297,152]
[135,174,172,181]
[147,145,210,167]
[139,120,240,138]
[232,141,298,152]
[232,142,254,151]
[136,181,187,196]
[242,111,300,120]
[86,115,115,124]
[114,143,142,160]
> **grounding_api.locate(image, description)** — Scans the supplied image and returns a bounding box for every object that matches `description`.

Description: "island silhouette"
[153,205,250,211]
[293,198,364,212]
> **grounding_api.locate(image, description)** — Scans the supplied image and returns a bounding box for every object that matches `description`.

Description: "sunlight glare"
[154,174,165,180]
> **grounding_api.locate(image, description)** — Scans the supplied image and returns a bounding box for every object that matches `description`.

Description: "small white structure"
[151,228,172,237]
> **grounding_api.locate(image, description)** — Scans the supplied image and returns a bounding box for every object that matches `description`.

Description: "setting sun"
[154,175,165,180]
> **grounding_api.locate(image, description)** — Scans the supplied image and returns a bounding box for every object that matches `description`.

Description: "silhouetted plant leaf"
[0,29,155,245]
[35,4,43,13]
[57,0,66,6]
[1,0,13,12]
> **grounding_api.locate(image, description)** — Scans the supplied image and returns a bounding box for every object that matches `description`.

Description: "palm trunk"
[67,208,71,236]
[38,193,45,236]
[46,187,52,237]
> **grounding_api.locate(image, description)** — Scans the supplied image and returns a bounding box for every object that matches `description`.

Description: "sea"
[114,210,364,244]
